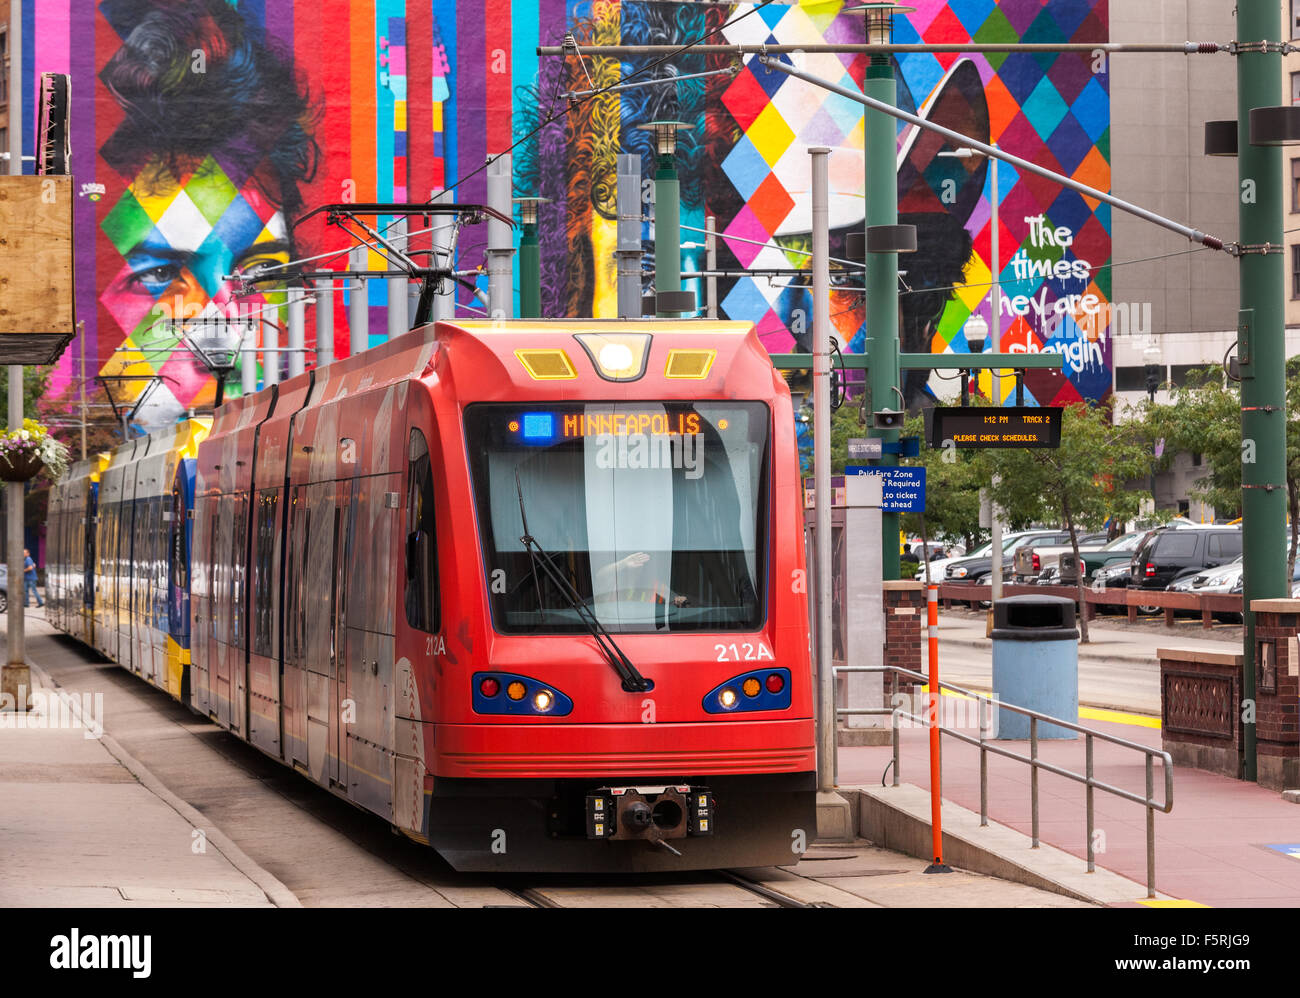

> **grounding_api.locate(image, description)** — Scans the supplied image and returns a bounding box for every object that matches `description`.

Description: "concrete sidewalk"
[0,670,287,908]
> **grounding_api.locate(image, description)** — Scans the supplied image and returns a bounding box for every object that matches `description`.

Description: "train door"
[229,491,248,737]
[84,481,97,646]
[192,499,215,719]
[304,481,335,787]
[343,472,399,817]
[248,487,282,756]
[283,484,308,769]
[333,479,354,794]
[116,473,136,672]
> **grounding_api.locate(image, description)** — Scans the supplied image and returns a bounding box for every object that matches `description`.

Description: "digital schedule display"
[929,406,1063,449]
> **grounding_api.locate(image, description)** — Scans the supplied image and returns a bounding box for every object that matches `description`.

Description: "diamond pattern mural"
[28,0,1110,434]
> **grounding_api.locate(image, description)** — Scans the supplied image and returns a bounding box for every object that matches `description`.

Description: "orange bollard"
[924,583,951,873]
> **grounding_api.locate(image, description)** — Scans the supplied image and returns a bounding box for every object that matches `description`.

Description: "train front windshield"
[465,402,769,634]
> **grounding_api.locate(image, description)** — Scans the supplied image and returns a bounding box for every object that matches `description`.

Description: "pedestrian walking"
[23,548,42,608]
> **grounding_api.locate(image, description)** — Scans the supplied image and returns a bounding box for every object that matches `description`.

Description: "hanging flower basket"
[0,450,43,482]
[0,419,69,483]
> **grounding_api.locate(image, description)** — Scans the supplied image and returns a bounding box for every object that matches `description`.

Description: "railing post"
[1146,755,1156,898]
[979,695,989,826]
[1086,733,1096,873]
[892,693,901,787]
[1030,716,1040,848]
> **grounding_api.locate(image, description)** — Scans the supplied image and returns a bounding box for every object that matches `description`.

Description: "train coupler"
[585,785,714,842]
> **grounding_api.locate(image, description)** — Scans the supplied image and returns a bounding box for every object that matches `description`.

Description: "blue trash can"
[992,595,1079,740]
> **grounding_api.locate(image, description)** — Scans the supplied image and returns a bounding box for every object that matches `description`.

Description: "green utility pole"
[865,57,901,581]
[1236,0,1287,783]
[519,226,541,318]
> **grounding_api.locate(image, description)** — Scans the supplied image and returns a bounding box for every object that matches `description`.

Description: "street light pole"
[5,0,27,703]
[851,3,914,582]
[637,121,693,318]
[1236,0,1287,784]
[1144,341,1162,506]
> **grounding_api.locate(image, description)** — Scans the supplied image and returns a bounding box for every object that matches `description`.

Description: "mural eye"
[126,263,182,294]
[237,256,289,283]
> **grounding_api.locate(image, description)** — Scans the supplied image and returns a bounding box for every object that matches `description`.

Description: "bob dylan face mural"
[97,0,319,428]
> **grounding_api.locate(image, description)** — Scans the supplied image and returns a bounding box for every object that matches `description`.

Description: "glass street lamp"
[513,196,551,318]
[847,3,917,47]
[636,121,696,317]
[1143,340,1163,403]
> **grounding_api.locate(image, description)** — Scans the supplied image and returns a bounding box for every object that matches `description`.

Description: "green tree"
[0,366,53,431]
[1147,359,1300,581]
[987,400,1155,642]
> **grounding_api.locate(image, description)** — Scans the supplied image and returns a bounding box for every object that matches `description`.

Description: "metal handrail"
[831,664,1174,898]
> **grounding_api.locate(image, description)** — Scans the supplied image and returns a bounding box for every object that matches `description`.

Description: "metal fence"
[832,664,1175,898]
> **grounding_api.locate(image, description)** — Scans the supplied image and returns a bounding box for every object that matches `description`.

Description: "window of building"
[1294,0,1300,39]
[1293,159,1300,212]
[1115,366,1147,392]
[1293,245,1300,299]
[1293,71,1300,105]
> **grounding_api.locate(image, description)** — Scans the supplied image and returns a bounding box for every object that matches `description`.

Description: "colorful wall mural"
[16,0,1110,434]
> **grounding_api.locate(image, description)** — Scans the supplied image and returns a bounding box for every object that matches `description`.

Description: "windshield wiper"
[514,471,650,693]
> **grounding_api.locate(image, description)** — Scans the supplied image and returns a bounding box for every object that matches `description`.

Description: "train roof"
[208,317,781,437]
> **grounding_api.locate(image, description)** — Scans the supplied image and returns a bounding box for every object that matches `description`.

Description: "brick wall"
[883,581,924,701]
[1249,600,1300,792]
[1158,648,1244,780]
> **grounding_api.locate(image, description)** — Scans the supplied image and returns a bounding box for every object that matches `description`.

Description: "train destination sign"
[929,406,1063,449]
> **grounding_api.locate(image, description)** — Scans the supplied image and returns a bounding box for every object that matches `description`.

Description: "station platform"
[834,616,1300,908]
[0,642,284,908]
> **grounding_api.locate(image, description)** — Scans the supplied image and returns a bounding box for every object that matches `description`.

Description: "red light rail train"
[47,319,816,872]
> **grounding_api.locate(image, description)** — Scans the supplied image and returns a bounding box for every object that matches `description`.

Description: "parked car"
[1013,531,1111,583]
[0,564,8,613]
[946,530,1074,586]
[1058,531,1146,585]
[1130,525,1243,612]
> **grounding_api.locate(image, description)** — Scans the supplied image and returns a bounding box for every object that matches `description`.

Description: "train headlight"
[473,673,574,716]
[598,343,635,374]
[704,669,792,714]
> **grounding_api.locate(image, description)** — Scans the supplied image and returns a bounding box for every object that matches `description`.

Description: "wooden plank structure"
[0,175,76,365]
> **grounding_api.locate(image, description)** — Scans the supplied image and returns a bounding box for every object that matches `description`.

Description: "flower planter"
[0,451,43,482]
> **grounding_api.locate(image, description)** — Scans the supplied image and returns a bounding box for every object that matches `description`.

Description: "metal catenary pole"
[811,147,835,792]
[1236,0,1287,783]
[864,54,902,581]
[6,0,26,685]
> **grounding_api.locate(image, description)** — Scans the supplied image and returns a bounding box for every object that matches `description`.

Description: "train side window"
[405,428,439,633]
[252,489,279,658]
